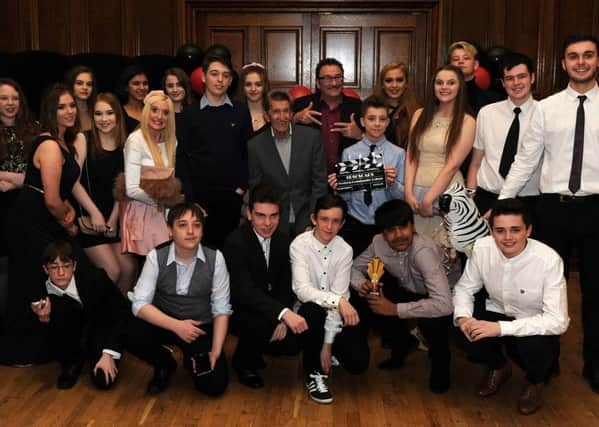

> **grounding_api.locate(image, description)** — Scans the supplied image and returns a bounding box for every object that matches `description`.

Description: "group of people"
[0,32,597,416]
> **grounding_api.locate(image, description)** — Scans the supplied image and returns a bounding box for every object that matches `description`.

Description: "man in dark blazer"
[249,90,327,236]
[223,184,308,388]
[292,57,363,173]
[29,240,130,390]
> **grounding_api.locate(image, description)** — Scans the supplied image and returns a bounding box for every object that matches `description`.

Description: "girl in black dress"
[238,63,269,136]
[162,67,193,113]
[74,93,137,293]
[65,65,96,132]
[118,65,149,134]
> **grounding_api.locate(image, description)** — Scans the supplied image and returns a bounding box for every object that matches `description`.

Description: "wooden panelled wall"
[2,0,599,97]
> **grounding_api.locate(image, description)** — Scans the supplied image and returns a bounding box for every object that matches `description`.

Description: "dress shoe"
[378,356,405,370]
[57,360,84,389]
[236,368,264,389]
[476,363,512,397]
[429,367,450,394]
[517,383,543,415]
[583,362,599,393]
[147,358,177,395]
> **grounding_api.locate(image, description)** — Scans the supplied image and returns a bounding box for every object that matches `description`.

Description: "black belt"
[543,193,599,204]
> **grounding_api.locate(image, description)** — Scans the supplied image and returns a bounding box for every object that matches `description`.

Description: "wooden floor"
[1,273,598,426]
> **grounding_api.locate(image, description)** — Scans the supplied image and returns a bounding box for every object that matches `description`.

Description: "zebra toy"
[438,182,489,257]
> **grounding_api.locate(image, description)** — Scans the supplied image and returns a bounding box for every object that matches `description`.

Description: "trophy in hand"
[367,256,385,296]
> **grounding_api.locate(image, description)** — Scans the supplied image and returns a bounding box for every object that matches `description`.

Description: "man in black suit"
[29,240,130,390]
[292,58,363,174]
[223,184,308,388]
[249,90,327,236]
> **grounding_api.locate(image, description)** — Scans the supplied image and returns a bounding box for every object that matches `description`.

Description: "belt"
[543,193,599,204]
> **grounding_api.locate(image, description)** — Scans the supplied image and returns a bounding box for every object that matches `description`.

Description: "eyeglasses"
[318,75,344,82]
[46,262,74,272]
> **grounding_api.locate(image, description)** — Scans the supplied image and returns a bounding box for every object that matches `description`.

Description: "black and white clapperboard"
[334,152,386,192]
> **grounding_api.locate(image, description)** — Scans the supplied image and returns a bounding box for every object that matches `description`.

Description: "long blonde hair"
[140,93,176,167]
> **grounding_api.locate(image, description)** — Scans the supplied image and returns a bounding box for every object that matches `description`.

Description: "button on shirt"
[290,230,353,343]
[453,236,569,337]
[46,278,121,359]
[129,242,232,317]
[474,97,541,196]
[340,138,406,224]
[500,83,599,197]
[350,233,455,318]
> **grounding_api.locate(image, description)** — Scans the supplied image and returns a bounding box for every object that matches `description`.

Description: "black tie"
[364,144,376,206]
[498,107,521,178]
[568,95,587,194]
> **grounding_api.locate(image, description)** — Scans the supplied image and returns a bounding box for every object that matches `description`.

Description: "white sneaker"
[306,371,333,404]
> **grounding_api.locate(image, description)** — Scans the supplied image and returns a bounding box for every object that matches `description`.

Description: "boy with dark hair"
[223,184,307,389]
[290,194,369,404]
[351,199,457,394]
[29,240,129,390]
[328,95,405,255]
[126,201,231,396]
[454,198,569,414]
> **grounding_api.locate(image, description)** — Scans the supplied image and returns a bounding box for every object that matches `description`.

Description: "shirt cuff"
[324,329,336,344]
[321,294,341,310]
[278,308,289,321]
[498,320,513,336]
[102,349,121,360]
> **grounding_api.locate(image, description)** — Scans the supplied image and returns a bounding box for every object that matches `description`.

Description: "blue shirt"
[340,137,405,224]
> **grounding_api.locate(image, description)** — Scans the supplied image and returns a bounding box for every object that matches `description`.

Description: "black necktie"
[568,95,587,194]
[364,144,376,206]
[498,107,522,178]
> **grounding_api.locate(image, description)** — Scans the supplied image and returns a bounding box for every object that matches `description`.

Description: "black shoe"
[147,358,177,395]
[378,356,405,370]
[429,368,450,394]
[236,368,264,389]
[57,360,84,389]
[583,362,599,393]
[305,371,333,404]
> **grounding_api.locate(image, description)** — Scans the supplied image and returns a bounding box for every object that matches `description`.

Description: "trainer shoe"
[306,371,333,404]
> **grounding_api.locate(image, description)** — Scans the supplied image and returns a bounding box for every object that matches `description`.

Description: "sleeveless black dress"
[4,136,81,349]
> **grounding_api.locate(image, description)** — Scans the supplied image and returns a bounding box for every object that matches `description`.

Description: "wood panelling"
[320,29,361,87]
[264,29,302,86]
[87,0,124,54]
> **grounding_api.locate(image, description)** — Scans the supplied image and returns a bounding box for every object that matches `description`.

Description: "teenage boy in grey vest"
[126,202,232,396]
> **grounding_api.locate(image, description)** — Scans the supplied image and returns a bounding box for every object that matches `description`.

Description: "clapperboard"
[334,152,386,192]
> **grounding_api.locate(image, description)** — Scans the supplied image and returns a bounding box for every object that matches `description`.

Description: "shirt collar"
[166,242,206,265]
[506,95,534,114]
[565,81,599,100]
[361,137,387,149]
[46,276,77,297]
[309,230,336,252]
[253,228,271,245]
[200,94,233,109]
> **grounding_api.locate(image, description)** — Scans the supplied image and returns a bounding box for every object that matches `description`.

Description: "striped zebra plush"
[438,182,489,257]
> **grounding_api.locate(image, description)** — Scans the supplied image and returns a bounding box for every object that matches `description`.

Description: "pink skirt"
[120,198,170,256]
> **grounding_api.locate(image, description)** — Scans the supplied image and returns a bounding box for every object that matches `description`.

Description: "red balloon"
[474,66,491,90]
[342,88,361,99]
[190,67,204,95]
[288,85,312,100]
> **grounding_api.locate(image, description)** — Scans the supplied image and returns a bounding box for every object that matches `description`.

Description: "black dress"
[124,111,140,135]
[3,135,82,352]
[76,133,124,248]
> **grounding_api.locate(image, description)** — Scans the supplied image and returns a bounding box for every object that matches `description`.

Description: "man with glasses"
[293,58,363,173]
[466,53,540,221]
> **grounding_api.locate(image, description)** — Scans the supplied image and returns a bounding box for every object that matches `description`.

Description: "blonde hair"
[140,93,176,167]
[447,41,478,61]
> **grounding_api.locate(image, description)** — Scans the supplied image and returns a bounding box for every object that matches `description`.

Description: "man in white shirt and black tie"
[499,34,599,393]
[453,198,569,415]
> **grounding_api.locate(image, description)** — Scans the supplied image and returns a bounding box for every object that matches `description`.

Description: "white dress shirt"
[46,278,121,359]
[474,96,541,196]
[124,129,173,205]
[453,236,569,337]
[290,230,353,343]
[500,83,599,197]
[129,242,232,318]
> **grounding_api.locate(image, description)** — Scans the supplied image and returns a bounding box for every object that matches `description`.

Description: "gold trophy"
[367,256,385,295]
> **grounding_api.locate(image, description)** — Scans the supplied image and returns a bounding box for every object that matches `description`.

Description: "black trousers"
[535,194,599,368]
[126,317,228,396]
[298,301,369,375]
[339,215,379,259]
[192,190,243,250]
[352,273,451,374]
[469,307,560,384]
[231,310,301,371]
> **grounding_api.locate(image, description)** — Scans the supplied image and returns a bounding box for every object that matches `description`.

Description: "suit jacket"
[293,92,363,157]
[248,124,327,235]
[48,267,130,354]
[223,222,293,322]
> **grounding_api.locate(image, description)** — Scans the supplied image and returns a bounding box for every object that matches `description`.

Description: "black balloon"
[204,44,232,63]
[175,44,204,74]
[484,46,512,77]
